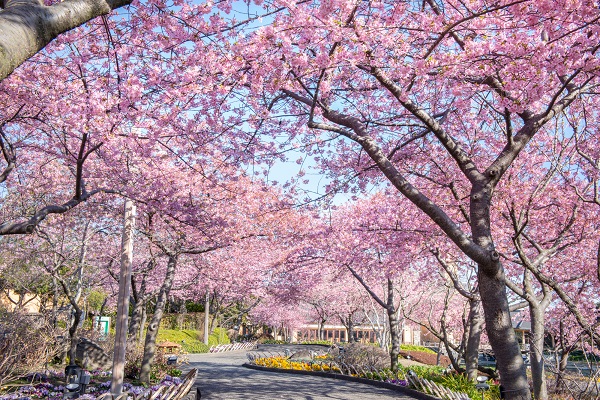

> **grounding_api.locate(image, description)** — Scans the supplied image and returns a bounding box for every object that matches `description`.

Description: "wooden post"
[111,199,136,396]
[204,291,209,345]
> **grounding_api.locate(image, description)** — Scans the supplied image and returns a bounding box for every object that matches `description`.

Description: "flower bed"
[246,353,500,400]
[252,356,342,373]
[0,373,184,400]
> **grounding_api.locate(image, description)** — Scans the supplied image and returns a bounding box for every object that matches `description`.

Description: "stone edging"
[242,363,441,400]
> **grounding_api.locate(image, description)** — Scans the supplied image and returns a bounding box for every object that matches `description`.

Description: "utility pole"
[111,199,136,396]
[204,291,210,345]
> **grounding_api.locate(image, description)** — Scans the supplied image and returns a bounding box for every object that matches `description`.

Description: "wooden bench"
[95,369,197,400]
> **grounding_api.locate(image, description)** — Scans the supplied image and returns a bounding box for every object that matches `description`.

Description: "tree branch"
[281,89,489,265]
[367,65,484,185]
[0,188,115,235]
[345,264,389,311]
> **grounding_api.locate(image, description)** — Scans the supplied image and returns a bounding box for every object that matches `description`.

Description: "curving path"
[186,345,420,399]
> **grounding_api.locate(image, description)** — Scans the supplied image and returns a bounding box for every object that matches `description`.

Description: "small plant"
[399,344,437,354]
[398,364,446,380]
[300,340,332,345]
[208,327,230,346]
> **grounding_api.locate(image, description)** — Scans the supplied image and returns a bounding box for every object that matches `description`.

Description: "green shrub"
[398,365,500,400]
[208,327,230,346]
[399,344,437,354]
[568,350,600,362]
[157,329,208,353]
[261,339,287,344]
[300,340,331,345]
[157,327,229,352]
[398,364,446,379]
[184,300,205,313]
[184,342,210,353]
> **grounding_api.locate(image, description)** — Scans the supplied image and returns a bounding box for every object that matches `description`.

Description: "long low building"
[292,323,424,345]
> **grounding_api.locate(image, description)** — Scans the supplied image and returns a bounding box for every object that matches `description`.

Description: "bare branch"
[0,188,115,235]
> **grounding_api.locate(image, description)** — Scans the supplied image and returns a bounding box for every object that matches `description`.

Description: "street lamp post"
[475,376,490,400]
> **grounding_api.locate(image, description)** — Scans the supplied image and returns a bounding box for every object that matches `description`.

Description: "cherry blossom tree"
[3,3,600,397]
[316,192,435,371]
[156,2,599,395]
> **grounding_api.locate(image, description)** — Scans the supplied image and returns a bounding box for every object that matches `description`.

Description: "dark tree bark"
[318,317,327,341]
[553,322,574,395]
[464,298,484,381]
[139,254,177,384]
[338,311,361,344]
[386,279,401,372]
[136,233,226,384]
[128,264,156,346]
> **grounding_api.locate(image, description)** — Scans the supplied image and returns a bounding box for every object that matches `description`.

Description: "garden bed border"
[242,363,440,400]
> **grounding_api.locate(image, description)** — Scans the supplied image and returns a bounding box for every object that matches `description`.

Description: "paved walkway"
[186,345,418,399]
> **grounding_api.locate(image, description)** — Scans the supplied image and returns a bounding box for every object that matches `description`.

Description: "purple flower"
[385,378,408,386]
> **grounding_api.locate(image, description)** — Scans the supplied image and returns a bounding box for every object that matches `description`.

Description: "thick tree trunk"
[347,319,354,343]
[68,306,83,363]
[139,254,177,384]
[472,187,530,399]
[478,265,529,399]
[128,298,146,344]
[318,318,326,341]
[387,307,400,372]
[529,305,547,400]
[139,307,147,343]
[340,315,355,343]
[386,279,400,373]
[465,298,483,381]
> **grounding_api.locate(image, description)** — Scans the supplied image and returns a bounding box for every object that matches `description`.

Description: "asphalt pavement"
[186,345,419,399]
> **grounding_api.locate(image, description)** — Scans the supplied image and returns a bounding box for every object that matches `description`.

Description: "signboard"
[93,316,110,340]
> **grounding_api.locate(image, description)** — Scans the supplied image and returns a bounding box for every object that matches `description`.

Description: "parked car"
[478,353,496,367]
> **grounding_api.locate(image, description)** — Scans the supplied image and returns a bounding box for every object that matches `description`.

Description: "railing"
[406,373,470,400]
[209,341,258,353]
